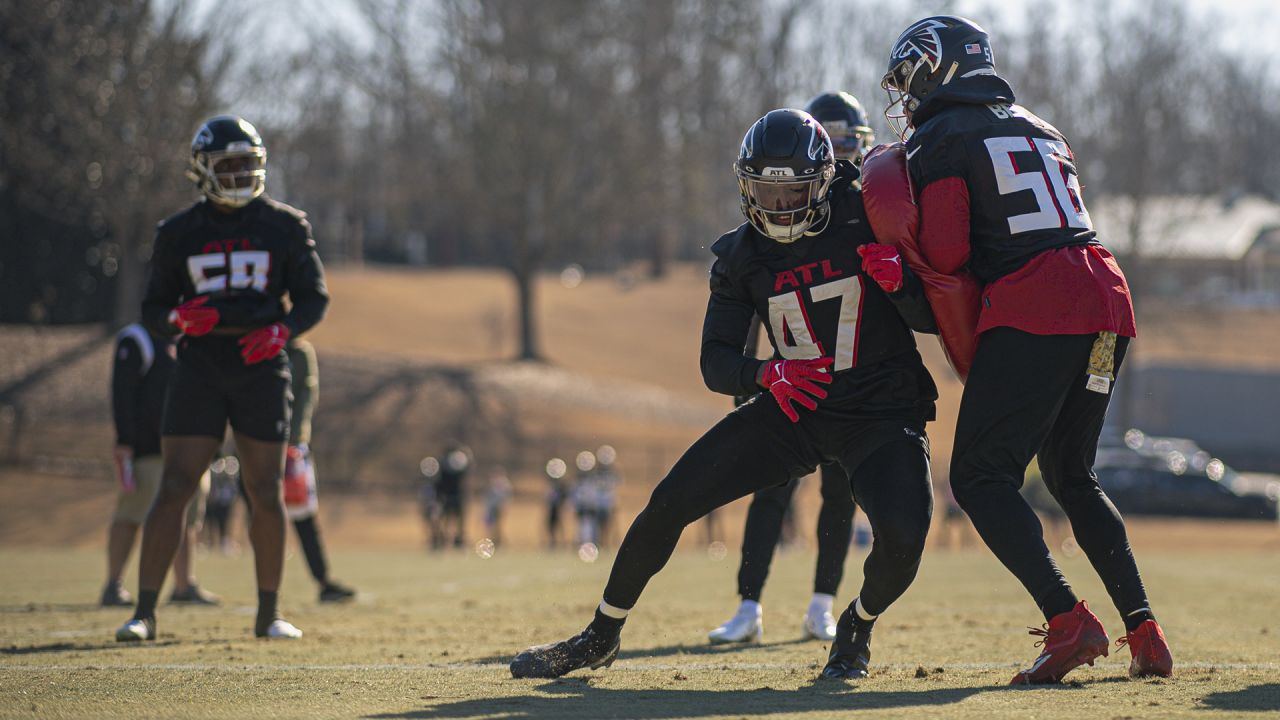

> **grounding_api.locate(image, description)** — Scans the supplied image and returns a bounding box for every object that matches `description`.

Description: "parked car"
[1089,430,1279,521]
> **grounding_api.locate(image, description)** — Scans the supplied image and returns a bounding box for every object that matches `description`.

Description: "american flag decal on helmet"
[891,18,947,72]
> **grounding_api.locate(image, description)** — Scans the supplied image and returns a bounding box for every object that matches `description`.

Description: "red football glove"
[238,322,291,365]
[168,296,219,336]
[857,243,904,294]
[759,357,834,423]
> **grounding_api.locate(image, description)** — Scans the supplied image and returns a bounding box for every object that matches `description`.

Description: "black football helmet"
[881,16,1012,138]
[734,109,836,244]
[804,92,875,165]
[186,115,267,208]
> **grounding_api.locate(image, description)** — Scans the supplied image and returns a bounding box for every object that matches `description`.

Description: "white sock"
[808,593,835,614]
[853,597,878,623]
[598,600,629,620]
[737,599,762,617]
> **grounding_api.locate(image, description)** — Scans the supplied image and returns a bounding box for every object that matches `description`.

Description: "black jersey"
[906,102,1096,283]
[701,176,938,422]
[141,196,328,339]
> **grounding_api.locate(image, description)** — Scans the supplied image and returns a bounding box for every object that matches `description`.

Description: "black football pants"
[950,327,1150,622]
[737,462,855,602]
[602,398,931,618]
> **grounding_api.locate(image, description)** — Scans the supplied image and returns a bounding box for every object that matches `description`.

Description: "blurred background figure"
[545,457,569,550]
[283,338,356,603]
[437,442,472,549]
[204,455,240,554]
[483,467,512,548]
[593,445,621,550]
[418,456,442,550]
[103,322,218,607]
[572,450,599,551]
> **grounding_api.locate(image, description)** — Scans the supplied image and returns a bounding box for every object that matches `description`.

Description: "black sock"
[588,608,625,638]
[134,590,158,621]
[1038,586,1079,622]
[1124,608,1155,633]
[293,516,329,584]
[256,591,279,635]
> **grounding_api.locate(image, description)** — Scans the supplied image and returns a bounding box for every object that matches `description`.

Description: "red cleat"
[1117,619,1173,678]
[1010,600,1110,685]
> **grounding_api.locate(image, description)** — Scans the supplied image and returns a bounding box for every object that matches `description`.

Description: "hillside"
[3,263,1280,548]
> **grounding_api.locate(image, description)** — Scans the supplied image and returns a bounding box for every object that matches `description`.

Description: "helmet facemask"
[736,165,835,244]
[881,58,927,141]
[187,144,267,209]
[823,120,876,166]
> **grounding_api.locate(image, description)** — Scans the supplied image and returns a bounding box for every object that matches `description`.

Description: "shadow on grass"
[464,638,815,667]
[1198,683,1280,712]
[366,681,987,719]
[2,640,181,655]
[0,603,103,613]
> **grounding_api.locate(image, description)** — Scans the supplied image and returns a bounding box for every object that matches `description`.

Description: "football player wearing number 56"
[511,108,939,681]
[881,16,1172,683]
[115,115,328,643]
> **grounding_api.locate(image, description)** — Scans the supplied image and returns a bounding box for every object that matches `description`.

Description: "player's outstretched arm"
[858,243,937,334]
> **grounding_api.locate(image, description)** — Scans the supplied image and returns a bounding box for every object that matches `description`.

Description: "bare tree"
[0,0,233,326]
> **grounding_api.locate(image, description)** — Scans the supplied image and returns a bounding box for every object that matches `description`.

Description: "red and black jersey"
[907,103,1095,283]
[907,102,1135,337]
[701,177,938,422]
[141,196,328,339]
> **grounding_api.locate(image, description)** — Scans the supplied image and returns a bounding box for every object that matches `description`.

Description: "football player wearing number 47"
[880,16,1172,683]
[511,108,940,681]
[115,115,328,643]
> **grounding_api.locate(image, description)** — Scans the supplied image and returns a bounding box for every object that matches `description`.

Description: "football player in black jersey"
[881,16,1172,682]
[116,115,328,642]
[708,91,876,646]
[511,108,938,681]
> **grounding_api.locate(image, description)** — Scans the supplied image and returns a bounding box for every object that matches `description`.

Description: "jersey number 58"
[187,250,271,293]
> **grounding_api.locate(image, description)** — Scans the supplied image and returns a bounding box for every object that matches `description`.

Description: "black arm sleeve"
[110,338,143,447]
[885,264,938,334]
[700,258,765,397]
[281,218,330,336]
[141,230,182,336]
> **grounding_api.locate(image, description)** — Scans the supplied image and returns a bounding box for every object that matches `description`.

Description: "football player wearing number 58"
[880,16,1172,683]
[115,115,328,643]
[511,108,940,681]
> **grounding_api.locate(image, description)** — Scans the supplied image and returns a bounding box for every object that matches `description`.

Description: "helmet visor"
[748,179,812,218]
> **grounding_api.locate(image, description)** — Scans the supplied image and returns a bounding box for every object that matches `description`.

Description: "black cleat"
[821,607,872,680]
[510,625,620,679]
[319,581,357,603]
[100,581,133,608]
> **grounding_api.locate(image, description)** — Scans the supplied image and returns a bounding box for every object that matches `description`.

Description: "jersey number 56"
[984,132,1092,235]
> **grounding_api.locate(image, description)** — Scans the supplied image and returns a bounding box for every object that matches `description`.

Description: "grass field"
[1,545,1277,719]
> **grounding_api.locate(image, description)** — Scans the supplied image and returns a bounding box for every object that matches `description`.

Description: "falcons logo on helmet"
[193,125,214,150]
[891,18,947,73]
[805,121,830,162]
